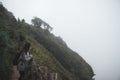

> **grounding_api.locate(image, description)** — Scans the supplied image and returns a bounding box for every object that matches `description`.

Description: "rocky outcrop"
[25,61,58,80]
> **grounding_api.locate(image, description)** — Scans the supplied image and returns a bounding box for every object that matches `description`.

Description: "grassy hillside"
[0,3,94,80]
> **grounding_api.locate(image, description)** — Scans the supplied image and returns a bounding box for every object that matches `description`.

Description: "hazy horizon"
[2,0,120,80]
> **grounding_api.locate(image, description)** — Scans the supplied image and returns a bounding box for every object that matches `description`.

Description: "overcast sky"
[2,0,120,80]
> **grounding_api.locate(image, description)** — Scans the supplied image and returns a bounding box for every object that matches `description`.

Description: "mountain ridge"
[0,3,94,80]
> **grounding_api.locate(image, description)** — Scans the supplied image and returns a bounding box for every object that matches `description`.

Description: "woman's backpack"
[17,52,32,72]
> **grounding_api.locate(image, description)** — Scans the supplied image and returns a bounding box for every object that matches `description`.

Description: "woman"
[12,42,33,80]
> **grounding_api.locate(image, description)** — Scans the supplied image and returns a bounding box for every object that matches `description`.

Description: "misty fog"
[2,0,120,80]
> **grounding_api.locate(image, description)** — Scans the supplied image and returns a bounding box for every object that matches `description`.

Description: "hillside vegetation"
[0,3,94,80]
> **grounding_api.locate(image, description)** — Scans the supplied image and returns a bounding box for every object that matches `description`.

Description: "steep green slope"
[0,3,94,80]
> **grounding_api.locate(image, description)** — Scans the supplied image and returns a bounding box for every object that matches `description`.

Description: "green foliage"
[0,31,14,80]
[31,17,53,32]
[31,17,43,27]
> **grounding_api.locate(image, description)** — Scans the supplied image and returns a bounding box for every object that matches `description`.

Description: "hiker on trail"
[12,42,33,80]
